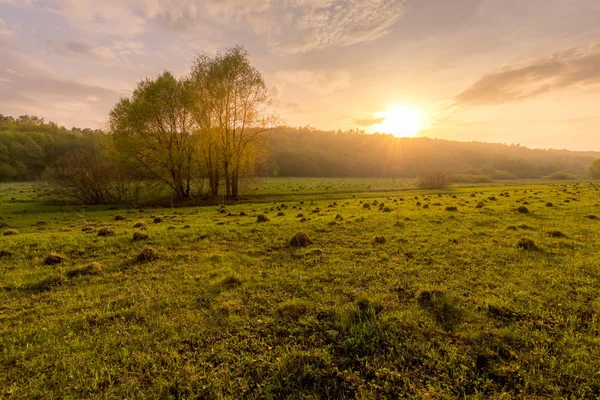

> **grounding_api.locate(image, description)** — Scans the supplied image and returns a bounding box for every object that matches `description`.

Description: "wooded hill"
[1,115,598,182]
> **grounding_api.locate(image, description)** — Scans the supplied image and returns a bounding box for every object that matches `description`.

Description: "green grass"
[1,180,600,398]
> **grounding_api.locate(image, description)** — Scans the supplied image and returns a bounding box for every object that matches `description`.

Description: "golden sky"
[1,0,599,150]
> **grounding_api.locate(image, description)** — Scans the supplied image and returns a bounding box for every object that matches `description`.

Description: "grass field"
[1,179,600,399]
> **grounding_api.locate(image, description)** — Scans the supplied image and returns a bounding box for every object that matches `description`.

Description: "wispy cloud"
[268,0,405,54]
[455,43,600,106]
[47,40,118,64]
[5,0,404,53]
[353,117,385,127]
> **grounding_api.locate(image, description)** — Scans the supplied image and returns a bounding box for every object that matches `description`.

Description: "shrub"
[417,171,449,189]
[543,171,577,180]
[256,214,269,223]
[44,146,139,205]
[490,170,518,180]
[517,206,529,214]
[450,174,493,184]
[590,158,600,179]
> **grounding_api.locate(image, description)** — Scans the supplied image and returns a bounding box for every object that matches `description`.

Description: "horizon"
[1,1,600,151]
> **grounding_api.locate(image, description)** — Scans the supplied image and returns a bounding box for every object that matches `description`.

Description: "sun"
[372,105,427,138]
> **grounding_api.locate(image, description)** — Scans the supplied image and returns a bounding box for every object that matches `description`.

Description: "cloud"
[6,0,403,52]
[47,40,118,64]
[276,69,351,94]
[268,0,405,53]
[353,116,385,127]
[0,49,121,127]
[455,43,600,106]
[0,17,15,43]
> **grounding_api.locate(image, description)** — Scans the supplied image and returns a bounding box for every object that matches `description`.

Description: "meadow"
[1,179,599,399]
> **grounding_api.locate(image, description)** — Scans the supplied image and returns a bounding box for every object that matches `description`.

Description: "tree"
[109,72,200,200]
[418,170,449,189]
[190,46,274,199]
[590,159,600,179]
[45,144,137,205]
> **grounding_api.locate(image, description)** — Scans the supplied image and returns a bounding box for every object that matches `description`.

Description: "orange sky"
[1,0,600,150]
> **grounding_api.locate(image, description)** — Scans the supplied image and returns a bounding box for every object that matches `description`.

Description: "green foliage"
[589,158,600,179]
[543,171,578,180]
[0,115,104,182]
[451,173,494,183]
[418,170,449,189]
[110,72,199,200]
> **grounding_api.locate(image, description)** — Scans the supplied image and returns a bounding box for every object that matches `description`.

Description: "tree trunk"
[232,168,239,199]
[224,163,231,198]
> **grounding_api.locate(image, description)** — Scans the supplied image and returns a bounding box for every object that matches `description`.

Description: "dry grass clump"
[136,247,159,263]
[97,227,115,237]
[44,252,66,265]
[276,299,309,320]
[68,262,103,278]
[290,232,312,247]
[256,214,269,223]
[3,228,19,236]
[374,236,386,244]
[133,231,150,241]
[517,238,537,251]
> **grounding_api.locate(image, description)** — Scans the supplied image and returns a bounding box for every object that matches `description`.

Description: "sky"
[1,0,599,150]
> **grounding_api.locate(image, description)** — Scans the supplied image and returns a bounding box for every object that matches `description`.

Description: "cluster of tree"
[260,126,600,180]
[108,46,273,201]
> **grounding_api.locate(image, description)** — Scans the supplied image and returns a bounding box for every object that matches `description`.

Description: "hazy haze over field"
[1,0,600,149]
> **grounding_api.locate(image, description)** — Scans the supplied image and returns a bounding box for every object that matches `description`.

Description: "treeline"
[260,126,599,180]
[2,117,599,187]
[0,114,103,181]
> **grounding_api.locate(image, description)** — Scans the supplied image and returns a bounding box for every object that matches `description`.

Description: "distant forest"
[1,115,599,182]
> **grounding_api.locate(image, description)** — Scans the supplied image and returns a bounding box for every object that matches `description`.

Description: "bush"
[490,170,517,180]
[590,158,600,179]
[418,171,449,189]
[44,146,140,205]
[450,174,493,184]
[543,171,577,180]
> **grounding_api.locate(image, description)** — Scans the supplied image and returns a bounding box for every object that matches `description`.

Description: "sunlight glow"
[372,105,427,138]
